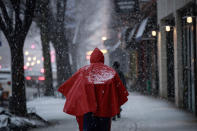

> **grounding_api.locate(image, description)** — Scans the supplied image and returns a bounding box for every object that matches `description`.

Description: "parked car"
[0,68,11,103]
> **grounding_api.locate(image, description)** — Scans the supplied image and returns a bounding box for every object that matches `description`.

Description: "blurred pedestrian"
[58,48,128,131]
[112,61,127,88]
[0,84,3,106]
[112,61,127,120]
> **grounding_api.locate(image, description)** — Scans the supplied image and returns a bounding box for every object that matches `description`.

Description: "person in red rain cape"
[58,48,129,131]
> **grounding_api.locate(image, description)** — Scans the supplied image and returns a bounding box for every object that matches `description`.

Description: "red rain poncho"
[58,48,128,131]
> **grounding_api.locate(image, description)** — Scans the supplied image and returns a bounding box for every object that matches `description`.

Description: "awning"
[135,17,149,41]
[127,24,138,42]
[121,26,129,41]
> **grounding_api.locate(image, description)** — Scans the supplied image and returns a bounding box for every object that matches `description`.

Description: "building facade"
[117,0,158,93]
[157,0,197,115]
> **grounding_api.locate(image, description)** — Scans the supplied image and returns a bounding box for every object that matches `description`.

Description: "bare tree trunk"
[0,0,36,116]
[50,0,72,87]
[54,40,71,86]
[9,40,27,116]
[39,0,54,96]
[40,30,54,96]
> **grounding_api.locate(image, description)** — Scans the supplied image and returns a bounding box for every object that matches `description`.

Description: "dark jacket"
[113,66,127,90]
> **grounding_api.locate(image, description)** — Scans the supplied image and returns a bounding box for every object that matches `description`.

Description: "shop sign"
[114,0,137,13]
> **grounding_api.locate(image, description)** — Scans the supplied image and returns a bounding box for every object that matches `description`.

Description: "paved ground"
[29,92,197,131]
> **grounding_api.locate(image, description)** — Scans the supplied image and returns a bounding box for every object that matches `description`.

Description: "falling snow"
[0,0,197,130]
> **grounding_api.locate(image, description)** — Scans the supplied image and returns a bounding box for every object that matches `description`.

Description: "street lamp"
[102,36,107,41]
[163,19,175,32]
[33,56,37,61]
[27,57,32,61]
[31,62,35,66]
[26,62,30,66]
[187,16,193,23]
[165,26,171,32]
[37,60,41,64]
[152,30,157,37]
[182,8,195,24]
[25,51,29,55]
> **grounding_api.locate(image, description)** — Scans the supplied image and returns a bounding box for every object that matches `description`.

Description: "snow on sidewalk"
[0,107,46,130]
[113,93,197,131]
[28,93,197,131]
[27,97,74,121]
[27,97,78,131]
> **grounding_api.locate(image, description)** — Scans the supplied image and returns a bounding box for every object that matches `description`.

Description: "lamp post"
[151,29,159,95]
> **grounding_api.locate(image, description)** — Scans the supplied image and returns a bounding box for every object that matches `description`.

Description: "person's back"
[58,48,128,131]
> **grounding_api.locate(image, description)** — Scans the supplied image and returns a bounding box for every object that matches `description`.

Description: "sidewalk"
[28,92,197,131]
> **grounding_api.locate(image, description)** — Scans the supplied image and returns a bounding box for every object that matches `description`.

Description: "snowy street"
[28,92,197,131]
[1,0,197,131]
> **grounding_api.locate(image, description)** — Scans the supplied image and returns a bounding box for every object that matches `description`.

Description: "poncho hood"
[90,48,104,64]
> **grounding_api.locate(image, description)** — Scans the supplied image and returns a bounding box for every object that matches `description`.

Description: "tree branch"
[10,0,22,32]
[22,0,36,37]
[0,15,12,42]
[63,0,66,22]
[0,0,13,32]
[0,15,7,34]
